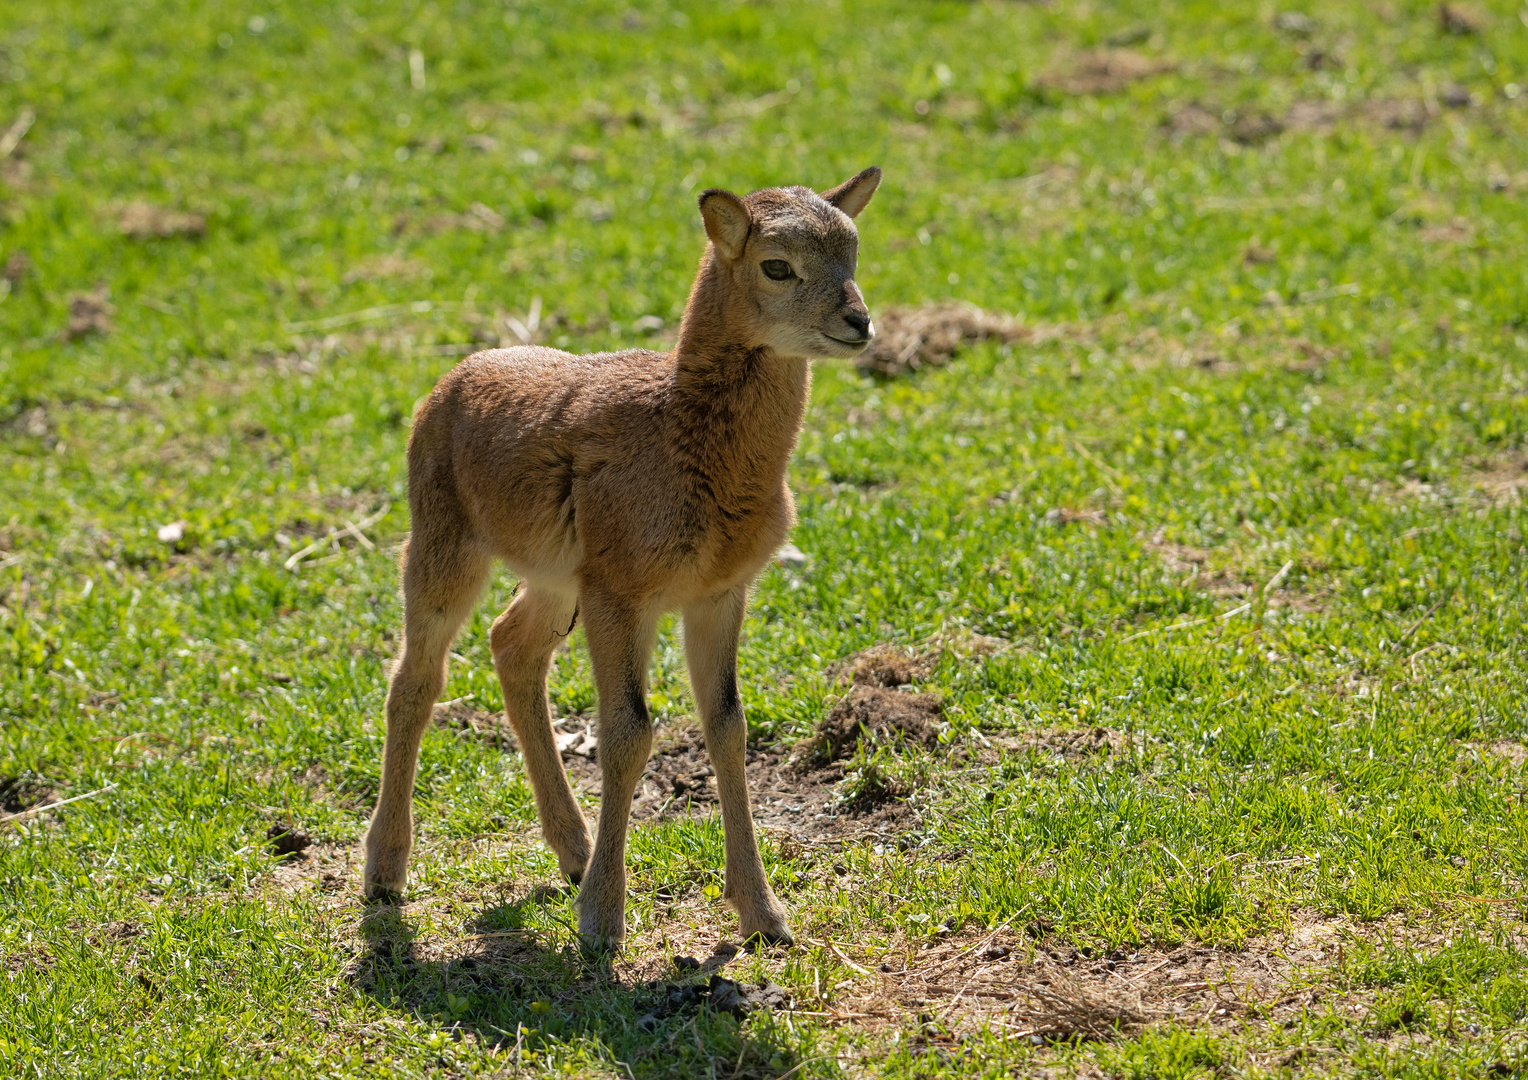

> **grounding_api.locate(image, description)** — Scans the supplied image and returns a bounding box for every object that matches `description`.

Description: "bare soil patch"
[433,701,926,846]
[818,910,1495,1043]
[117,202,206,240]
[64,286,114,341]
[858,302,1030,377]
[1483,741,1528,769]
[1039,51,1176,96]
[817,686,942,762]
[0,775,55,814]
[260,841,355,896]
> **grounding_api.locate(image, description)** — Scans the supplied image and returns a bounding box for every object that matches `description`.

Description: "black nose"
[843,313,870,338]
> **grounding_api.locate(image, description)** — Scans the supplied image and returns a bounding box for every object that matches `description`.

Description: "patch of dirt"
[3,945,55,976]
[341,253,429,284]
[818,686,943,762]
[1039,50,1176,96]
[635,967,791,1029]
[0,775,55,814]
[983,726,1131,765]
[1283,100,1344,132]
[1419,218,1475,244]
[117,202,206,239]
[1164,102,1221,136]
[561,721,926,845]
[1226,110,1284,144]
[64,286,114,341]
[260,842,355,896]
[821,910,1502,1043]
[395,202,505,235]
[1362,99,1429,133]
[858,302,1030,377]
[1469,454,1527,505]
[1483,741,1527,769]
[1045,507,1109,527]
[1165,104,1283,143]
[3,249,29,284]
[87,920,144,945]
[1438,2,1486,35]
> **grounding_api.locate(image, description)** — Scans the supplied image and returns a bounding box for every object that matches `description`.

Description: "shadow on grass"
[350,887,803,1079]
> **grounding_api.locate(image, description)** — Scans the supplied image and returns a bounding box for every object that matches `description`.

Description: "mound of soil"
[818,685,942,762]
[857,302,1030,377]
[843,643,939,689]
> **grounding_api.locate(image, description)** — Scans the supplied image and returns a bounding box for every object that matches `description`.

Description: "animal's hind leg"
[490,584,591,884]
[364,534,490,898]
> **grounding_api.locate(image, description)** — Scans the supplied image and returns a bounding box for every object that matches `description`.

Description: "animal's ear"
[821,166,882,219]
[698,188,752,260]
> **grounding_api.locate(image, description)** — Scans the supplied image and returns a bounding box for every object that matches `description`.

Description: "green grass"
[3,0,1528,1076]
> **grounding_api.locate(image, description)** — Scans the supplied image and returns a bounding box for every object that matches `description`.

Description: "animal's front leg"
[683,586,793,946]
[575,586,658,953]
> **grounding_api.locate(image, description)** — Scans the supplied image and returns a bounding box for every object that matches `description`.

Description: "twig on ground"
[284,505,390,571]
[0,107,35,159]
[1392,594,1450,650]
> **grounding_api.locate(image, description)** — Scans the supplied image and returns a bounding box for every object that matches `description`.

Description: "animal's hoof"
[566,868,583,887]
[364,881,405,904]
[744,925,795,950]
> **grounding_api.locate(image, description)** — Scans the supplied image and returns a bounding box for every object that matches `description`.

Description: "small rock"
[982,944,1011,960]
[773,542,809,570]
[673,955,700,971]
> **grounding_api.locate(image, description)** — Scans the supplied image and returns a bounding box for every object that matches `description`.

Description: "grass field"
[3,0,1528,1076]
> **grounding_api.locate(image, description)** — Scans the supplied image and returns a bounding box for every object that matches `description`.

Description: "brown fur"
[363,167,883,951]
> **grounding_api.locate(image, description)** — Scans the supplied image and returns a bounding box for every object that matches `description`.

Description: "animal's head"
[695,167,881,360]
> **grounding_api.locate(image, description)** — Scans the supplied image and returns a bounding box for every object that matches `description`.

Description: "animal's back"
[407,345,675,582]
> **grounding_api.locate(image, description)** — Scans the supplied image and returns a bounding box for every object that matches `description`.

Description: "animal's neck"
[668,254,811,499]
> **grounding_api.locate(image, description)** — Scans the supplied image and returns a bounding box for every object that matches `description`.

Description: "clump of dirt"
[118,202,206,239]
[1165,102,1222,136]
[1166,104,1282,143]
[1362,99,1428,133]
[267,822,313,858]
[3,249,29,285]
[64,286,114,341]
[818,685,942,762]
[1438,2,1485,35]
[1039,50,1176,96]
[857,302,1030,377]
[0,775,54,814]
[636,970,791,1029]
[838,643,940,689]
[1226,109,1284,144]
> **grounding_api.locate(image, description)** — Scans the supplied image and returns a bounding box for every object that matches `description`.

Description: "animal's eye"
[761,260,794,281]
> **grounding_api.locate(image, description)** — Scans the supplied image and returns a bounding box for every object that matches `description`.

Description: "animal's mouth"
[823,333,872,348]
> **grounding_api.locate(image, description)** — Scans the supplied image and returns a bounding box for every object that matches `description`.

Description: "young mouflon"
[362,166,882,951]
